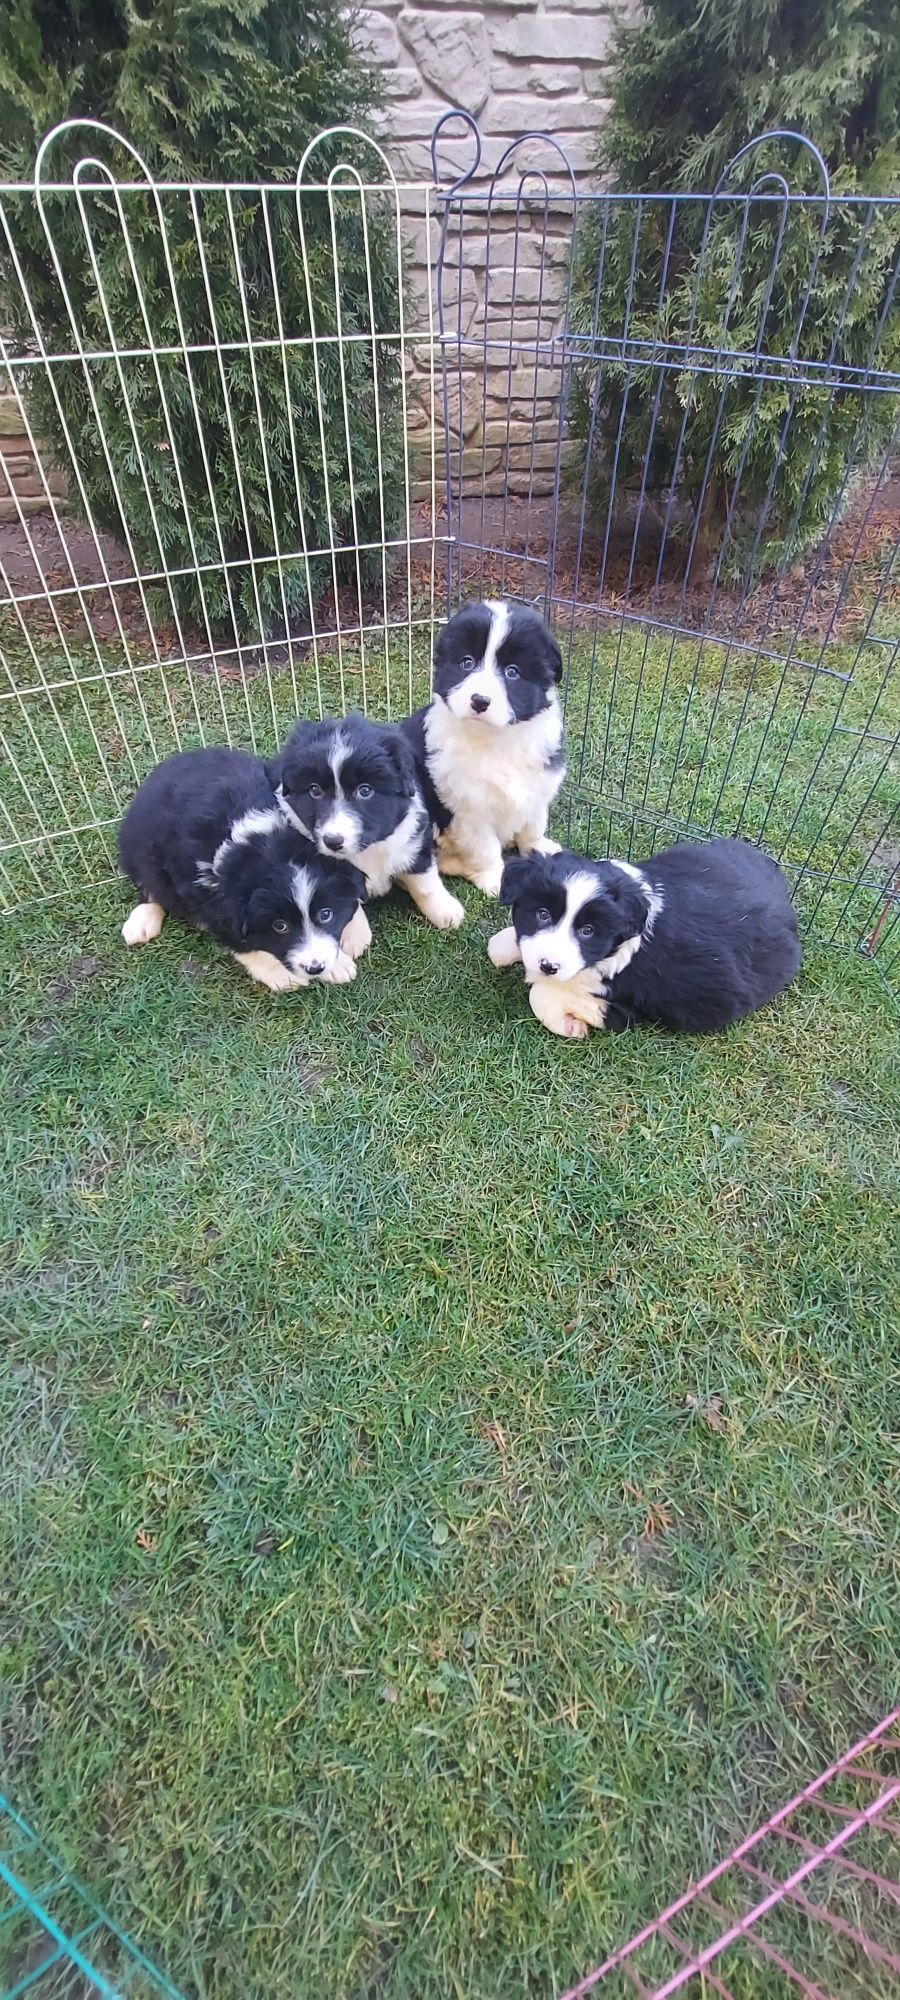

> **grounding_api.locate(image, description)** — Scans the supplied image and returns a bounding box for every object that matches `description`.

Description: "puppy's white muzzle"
[520,926,586,985]
[317,807,361,856]
[289,929,341,977]
[445,667,512,729]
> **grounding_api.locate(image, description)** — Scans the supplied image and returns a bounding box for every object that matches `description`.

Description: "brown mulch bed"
[2,468,896,672]
[414,468,898,660]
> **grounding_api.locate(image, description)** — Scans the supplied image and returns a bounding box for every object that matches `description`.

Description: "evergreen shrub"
[0,0,404,643]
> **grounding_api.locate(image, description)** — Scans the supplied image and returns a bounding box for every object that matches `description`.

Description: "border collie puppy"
[403,600,565,898]
[269,713,465,930]
[119,747,370,992]
[490,838,802,1039]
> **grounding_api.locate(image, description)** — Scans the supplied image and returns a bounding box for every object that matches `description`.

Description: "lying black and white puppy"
[119,747,370,992]
[489,838,802,1039]
[270,713,464,930]
[403,599,565,898]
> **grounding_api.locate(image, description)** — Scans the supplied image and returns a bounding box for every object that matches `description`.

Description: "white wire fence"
[0,120,443,911]
[0,117,898,975]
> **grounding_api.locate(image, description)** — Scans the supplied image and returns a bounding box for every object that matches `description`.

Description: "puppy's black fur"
[269,715,430,873]
[501,838,802,1032]
[430,600,563,722]
[269,712,465,929]
[119,747,366,978]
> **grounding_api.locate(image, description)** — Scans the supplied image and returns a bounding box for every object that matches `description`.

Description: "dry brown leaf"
[686,1393,728,1433]
[135,1527,157,1553]
[482,1420,508,1469]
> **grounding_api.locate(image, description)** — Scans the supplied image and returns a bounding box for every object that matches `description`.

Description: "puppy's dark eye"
[308,782,323,800]
[577,923,594,940]
[272,917,289,935]
[460,654,476,672]
[355,784,374,800]
[535,908,552,927]
[504,663,520,680]
[316,906,333,926]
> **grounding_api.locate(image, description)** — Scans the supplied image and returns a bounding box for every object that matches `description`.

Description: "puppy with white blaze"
[269,714,465,930]
[119,747,370,992]
[403,600,565,898]
[490,838,802,1039]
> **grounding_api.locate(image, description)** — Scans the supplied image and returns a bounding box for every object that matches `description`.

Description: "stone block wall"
[355,0,622,506]
[358,0,615,183]
[0,376,67,522]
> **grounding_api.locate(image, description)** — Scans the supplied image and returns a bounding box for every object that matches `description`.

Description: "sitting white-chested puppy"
[402,600,565,899]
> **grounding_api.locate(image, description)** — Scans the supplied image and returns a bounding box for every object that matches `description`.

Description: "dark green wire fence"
[0,1799,182,2000]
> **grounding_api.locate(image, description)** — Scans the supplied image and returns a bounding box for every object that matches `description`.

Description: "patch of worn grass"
[2,864,898,1998]
[2,613,896,958]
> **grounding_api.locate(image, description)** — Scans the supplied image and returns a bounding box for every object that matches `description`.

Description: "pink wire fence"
[559,1709,900,2000]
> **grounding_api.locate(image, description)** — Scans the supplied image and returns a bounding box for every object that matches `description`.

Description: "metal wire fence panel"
[0,120,443,911]
[556,1710,900,2000]
[0,1797,182,2000]
[434,124,900,975]
[0,118,897,974]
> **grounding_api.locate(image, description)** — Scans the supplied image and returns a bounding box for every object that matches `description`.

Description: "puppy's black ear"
[546,634,563,684]
[221,848,261,938]
[433,619,461,679]
[268,716,309,789]
[380,723,418,799]
[605,877,647,943]
[270,716,318,784]
[234,886,256,939]
[345,863,368,906]
[321,856,369,906]
[499,854,534,906]
[235,889,259,939]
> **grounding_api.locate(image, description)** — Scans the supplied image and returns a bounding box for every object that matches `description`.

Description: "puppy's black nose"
[305,960,326,976]
[322,832,344,852]
[539,958,559,977]
[470,692,490,714]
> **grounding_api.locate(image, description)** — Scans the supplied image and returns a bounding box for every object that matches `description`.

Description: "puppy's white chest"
[356,800,424,896]
[427,706,563,844]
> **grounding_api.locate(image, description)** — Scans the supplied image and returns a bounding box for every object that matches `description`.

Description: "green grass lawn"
[3,872,898,1999]
[1,619,898,1997]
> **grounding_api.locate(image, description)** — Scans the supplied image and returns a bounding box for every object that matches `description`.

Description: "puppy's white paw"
[427,889,466,931]
[401,865,465,930]
[531,837,562,856]
[528,978,604,1039]
[487,926,522,970]
[341,907,372,958]
[433,847,467,879]
[122,900,165,946]
[319,952,357,986]
[233,950,308,992]
[471,865,504,898]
